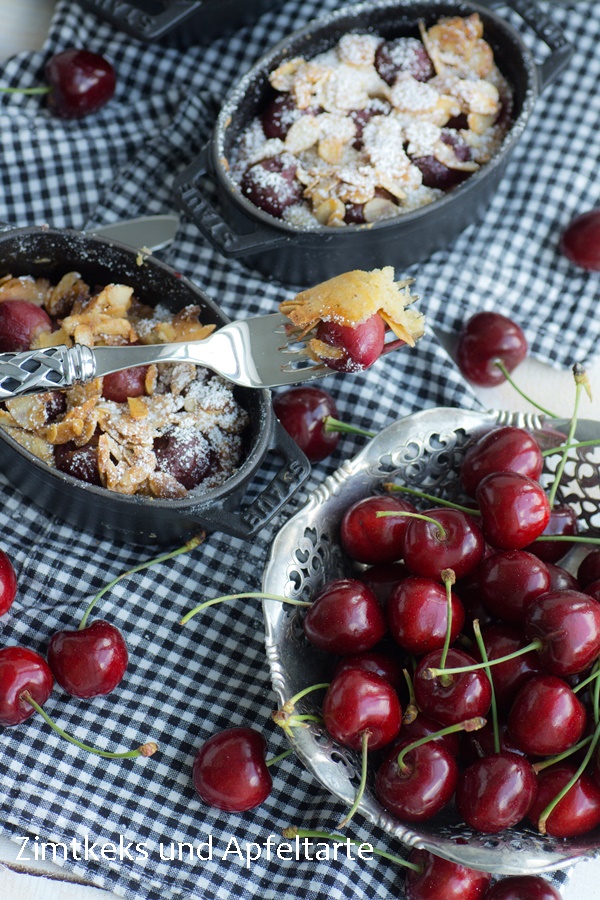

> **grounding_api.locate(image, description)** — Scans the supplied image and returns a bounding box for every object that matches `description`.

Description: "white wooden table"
[1,2,600,898]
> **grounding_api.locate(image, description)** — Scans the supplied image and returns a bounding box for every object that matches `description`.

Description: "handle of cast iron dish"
[172,145,290,258]
[188,423,310,540]
[478,0,572,90]
[89,0,193,39]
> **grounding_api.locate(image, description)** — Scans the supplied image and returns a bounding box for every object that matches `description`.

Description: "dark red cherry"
[402,508,485,580]
[374,38,435,84]
[461,721,525,766]
[0,550,17,616]
[192,727,272,811]
[585,579,600,603]
[484,875,562,900]
[47,620,128,699]
[394,713,461,757]
[413,134,472,191]
[578,549,600,589]
[477,551,550,624]
[376,739,458,821]
[387,576,465,656]
[560,209,600,271]
[322,668,402,750]
[45,49,116,119]
[315,313,385,372]
[525,504,578,563]
[154,428,214,490]
[349,103,390,151]
[529,763,600,837]
[272,385,339,463]
[260,92,307,140]
[102,366,149,403]
[358,562,410,607]
[44,390,67,423]
[340,495,416,565]
[524,590,600,676]
[241,156,302,218]
[546,562,579,592]
[476,624,544,710]
[460,426,543,498]
[54,433,102,486]
[405,849,491,900]
[456,751,537,833]
[456,312,527,387]
[508,674,586,756]
[0,299,52,351]
[414,649,492,727]
[333,650,404,693]
[0,646,53,726]
[476,473,550,550]
[303,578,386,655]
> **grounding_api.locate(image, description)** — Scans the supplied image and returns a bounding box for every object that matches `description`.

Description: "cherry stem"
[542,438,600,458]
[280,828,421,872]
[23,693,158,759]
[533,736,593,773]
[322,416,376,438]
[424,638,543,679]
[396,716,486,773]
[439,568,456,674]
[472,618,500,754]
[0,86,50,95]
[534,535,600,545]
[338,730,370,828]
[265,748,294,768]
[572,664,600,696]
[80,532,206,630]
[537,720,600,834]
[383,483,480,516]
[180,591,311,625]
[376,510,447,541]
[272,684,329,735]
[493,360,559,418]
[548,367,585,508]
[402,669,418,725]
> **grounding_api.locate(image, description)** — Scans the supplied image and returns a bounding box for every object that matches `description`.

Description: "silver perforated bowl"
[263,406,600,875]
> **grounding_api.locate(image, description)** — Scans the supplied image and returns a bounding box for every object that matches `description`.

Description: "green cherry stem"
[265,748,294,768]
[180,592,311,625]
[0,86,50,95]
[533,736,593,773]
[424,639,543,680]
[547,365,588,508]
[272,684,329,736]
[472,619,500,755]
[376,510,447,541]
[402,669,418,725]
[280,827,422,872]
[542,438,600,458]
[80,531,206,630]
[493,360,559,418]
[572,663,600,696]
[537,720,600,834]
[338,730,370,828]
[383,483,480,516]
[24,693,158,759]
[396,717,486,774]
[439,569,456,673]
[322,416,376,438]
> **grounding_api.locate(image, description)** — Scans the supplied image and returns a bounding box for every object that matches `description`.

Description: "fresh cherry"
[524,590,600,676]
[405,849,492,900]
[476,624,544,710]
[529,763,600,837]
[358,562,410,607]
[322,668,402,751]
[303,578,386,655]
[0,646,53,726]
[46,49,116,119]
[477,551,550,624]
[395,713,461,757]
[315,313,385,372]
[455,751,537,833]
[272,386,340,463]
[460,426,543,498]
[546,562,579,592]
[414,648,492,726]
[578,549,600,588]
[484,875,562,900]
[387,575,465,656]
[47,620,128,698]
[476,472,550,550]
[0,299,51,351]
[332,649,405,693]
[102,366,149,403]
[0,549,17,616]
[525,504,578,564]
[560,209,600,271]
[341,495,416,565]
[508,674,586,756]
[456,312,527,387]
[376,738,458,821]
[584,579,600,603]
[402,508,485,580]
[192,727,272,811]
[461,720,525,766]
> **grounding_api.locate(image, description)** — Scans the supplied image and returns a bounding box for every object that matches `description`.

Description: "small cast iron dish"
[0,225,310,544]
[263,406,600,874]
[174,0,572,287]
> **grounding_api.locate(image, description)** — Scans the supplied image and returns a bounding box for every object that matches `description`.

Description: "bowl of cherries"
[263,404,600,875]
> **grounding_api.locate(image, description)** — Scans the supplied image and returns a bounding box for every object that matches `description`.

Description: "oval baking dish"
[174,0,572,287]
[0,225,310,544]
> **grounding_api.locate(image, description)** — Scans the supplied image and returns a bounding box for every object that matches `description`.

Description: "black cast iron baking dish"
[173,0,572,287]
[0,225,310,545]
[78,0,284,46]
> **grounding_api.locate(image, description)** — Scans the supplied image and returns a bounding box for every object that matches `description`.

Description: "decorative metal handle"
[0,345,96,400]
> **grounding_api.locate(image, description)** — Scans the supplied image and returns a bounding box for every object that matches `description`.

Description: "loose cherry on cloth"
[0,549,17,616]
[47,620,128,699]
[192,727,272,812]
[272,385,340,462]
[45,49,116,119]
[560,209,600,271]
[455,312,528,388]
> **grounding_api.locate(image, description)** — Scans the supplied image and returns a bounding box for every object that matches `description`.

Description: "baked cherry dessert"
[272,385,340,462]
[0,300,51,351]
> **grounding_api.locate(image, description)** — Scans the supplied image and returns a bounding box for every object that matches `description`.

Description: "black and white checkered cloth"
[0,1,595,898]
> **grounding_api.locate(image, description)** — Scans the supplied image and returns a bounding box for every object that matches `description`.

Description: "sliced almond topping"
[363,197,399,223]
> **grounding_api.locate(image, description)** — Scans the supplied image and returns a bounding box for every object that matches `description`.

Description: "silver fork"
[0,313,328,400]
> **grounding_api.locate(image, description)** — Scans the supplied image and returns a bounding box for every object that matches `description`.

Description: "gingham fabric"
[0,1,594,898]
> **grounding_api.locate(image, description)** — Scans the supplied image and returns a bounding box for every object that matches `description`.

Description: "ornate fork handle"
[0,345,96,400]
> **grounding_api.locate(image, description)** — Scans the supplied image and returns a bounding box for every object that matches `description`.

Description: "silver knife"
[85,214,180,251]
